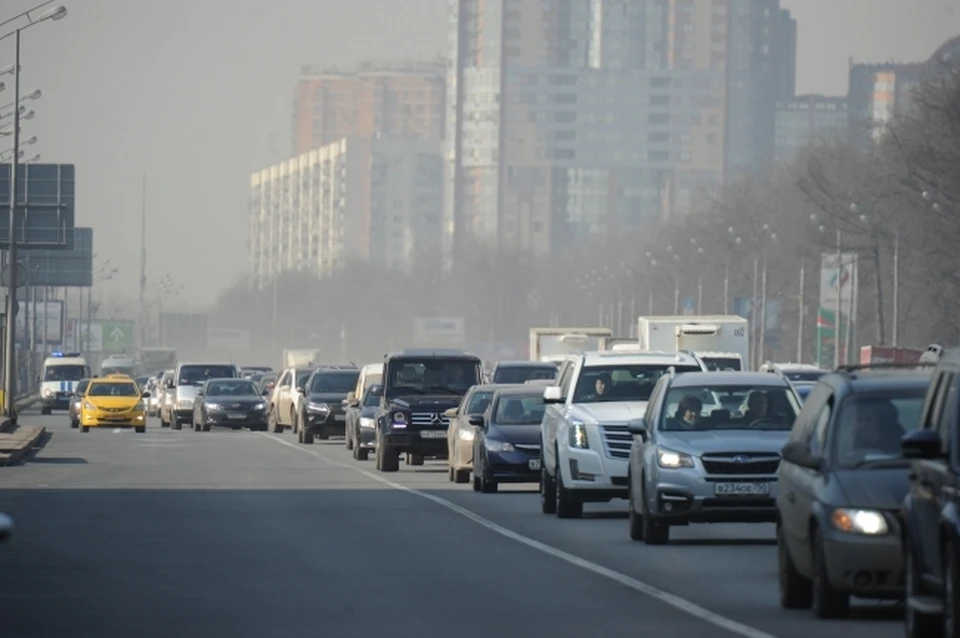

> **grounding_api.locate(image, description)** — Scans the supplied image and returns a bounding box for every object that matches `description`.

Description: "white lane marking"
[259,433,779,638]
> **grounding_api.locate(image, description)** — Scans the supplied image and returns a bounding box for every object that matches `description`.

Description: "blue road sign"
[682,297,696,315]
[0,163,76,249]
[22,227,92,287]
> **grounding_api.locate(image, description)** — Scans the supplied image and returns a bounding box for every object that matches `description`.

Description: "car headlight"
[134,400,145,411]
[391,412,407,428]
[83,401,96,411]
[569,421,589,449]
[178,399,193,408]
[485,439,514,452]
[308,402,330,413]
[253,402,266,411]
[43,388,54,397]
[657,447,695,469]
[458,428,475,441]
[205,403,222,411]
[830,508,889,536]
[359,417,375,429]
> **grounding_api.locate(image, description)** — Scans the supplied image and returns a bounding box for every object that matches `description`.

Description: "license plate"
[227,413,246,420]
[528,458,541,471]
[420,430,445,438]
[714,482,770,496]
[334,414,345,421]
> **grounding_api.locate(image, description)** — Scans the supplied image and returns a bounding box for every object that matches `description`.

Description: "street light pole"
[3,29,21,418]
[892,230,900,347]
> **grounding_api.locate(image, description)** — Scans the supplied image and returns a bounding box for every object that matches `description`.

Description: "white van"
[40,352,91,415]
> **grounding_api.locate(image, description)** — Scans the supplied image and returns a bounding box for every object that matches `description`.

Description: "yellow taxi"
[80,375,150,433]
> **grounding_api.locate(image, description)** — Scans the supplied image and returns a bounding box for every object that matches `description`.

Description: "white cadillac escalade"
[539,350,707,519]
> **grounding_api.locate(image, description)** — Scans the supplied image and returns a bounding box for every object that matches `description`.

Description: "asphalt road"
[0,411,905,638]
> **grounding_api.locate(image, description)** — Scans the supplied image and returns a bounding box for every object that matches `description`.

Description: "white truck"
[529,327,613,365]
[283,348,322,369]
[39,352,91,415]
[138,347,177,376]
[101,354,136,377]
[636,315,750,371]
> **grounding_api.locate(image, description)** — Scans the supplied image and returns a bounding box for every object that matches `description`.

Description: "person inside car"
[742,390,770,423]
[668,395,703,430]
[849,399,904,456]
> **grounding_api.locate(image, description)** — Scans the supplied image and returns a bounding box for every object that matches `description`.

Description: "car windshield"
[87,382,139,397]
[782,370,825,382]
[135,375,150,386]
[44,364,87,381]
[178,365,237,385]
[102,366,133,376]
[363,389,382,407]
[793,384,814,401]
[833,389,926,468]
[295,369,315,388]
[75,379,90,394]
[701,357,742,371]
[573,364,702,403]
[493,394,545,425]
[205,380,258,396]
[492,366,557,384]
[310,371,360,393]
[386,359,480,396]
[660,384,801,431]
[467,391,494,414]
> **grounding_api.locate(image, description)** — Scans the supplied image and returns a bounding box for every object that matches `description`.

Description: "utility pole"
[138,173,146,355]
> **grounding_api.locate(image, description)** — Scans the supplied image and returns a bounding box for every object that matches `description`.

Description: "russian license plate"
[334,414,345,421]
[714,482,770,496]
[528,458,541,471]
[227,413,246,420]
[420,430,446,439]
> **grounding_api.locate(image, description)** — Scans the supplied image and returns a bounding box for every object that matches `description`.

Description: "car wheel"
[447,465,455,482]
[628,476,644,541]
[269,409,283,433]
[298,427,313,445]
[555,462,583,519]
[944,543,958,638]
[905,536,942,637]
[454,469,470,484]
[135,426,146,434]
[540,462,557,514]
[777,524,812,608]
[811,527,849,618]
[70,419,78,429]
[473,474,481,492]
[345,430,354,450]
[81,426,89,433]
[641,478,669,545]
[376,439,399,472]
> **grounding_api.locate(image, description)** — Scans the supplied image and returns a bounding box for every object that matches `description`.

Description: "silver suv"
[626,370,802,545]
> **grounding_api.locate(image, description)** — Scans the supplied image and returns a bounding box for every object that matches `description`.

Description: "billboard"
[0,163,76,249]
[77,320,135,353]
[817,253,859,367]
[22,227,93,287]
[413,317,465,346]
[15,299,63,344]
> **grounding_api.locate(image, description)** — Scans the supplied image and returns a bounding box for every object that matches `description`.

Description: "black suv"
[902,347,960,638]
[295,366,360,445]
[375,349,482,473]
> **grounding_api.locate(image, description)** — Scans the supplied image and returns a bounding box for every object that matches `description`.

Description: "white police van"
[40,352,91,415]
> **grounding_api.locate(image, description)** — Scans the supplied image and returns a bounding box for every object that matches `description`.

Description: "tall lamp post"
[0,2,67,420]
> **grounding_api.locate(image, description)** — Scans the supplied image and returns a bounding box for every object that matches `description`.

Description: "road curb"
[0,395,42,434]
[0,425,47,466]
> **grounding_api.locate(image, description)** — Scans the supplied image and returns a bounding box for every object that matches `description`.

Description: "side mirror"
[626,418,647,441]
[443,407,458,418]
[166,380,174,389]
[297,386,305,394]
[141,391,151,398]
[781,440,823,471]
[0,513,11,543]
[261,388,271,397]
[543,386,563,404]
[195,390,203,397]
[468,414,484,427]
[902,429,943,460]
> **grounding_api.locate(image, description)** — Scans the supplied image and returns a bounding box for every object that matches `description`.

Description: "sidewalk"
[0,395,46,466]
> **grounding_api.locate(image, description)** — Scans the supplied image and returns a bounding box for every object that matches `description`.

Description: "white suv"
[539,350,708,518]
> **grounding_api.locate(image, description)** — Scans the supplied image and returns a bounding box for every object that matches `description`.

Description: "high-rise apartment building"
[248,136,444,289]
[292,61,447,155]
[774,95,847,160]
[444,0,795,260]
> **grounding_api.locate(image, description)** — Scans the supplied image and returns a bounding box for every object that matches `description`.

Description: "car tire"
[777,524,812,609]
[269,409,283,433]
[555,464,583,519]
[811,527,850,618]
[905,536,942,638]
[70,419,78,429]
[353,442,367,461]
[135,426,146,434]
[481,477,498,493]
[376,439,399,472]
[473,475,481,492]
[172,420,182,431]
[943,543,958,638]
[81,426,89,433]
[641,479,669,545]
[540,463,557,514]
[628,478,644,541]
[454,469,470,484]
[345,431,354,450]
[409,455,424,466]
[298,428,313,445]
[447,465,455,482]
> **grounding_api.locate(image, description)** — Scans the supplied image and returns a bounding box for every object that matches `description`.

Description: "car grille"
[102,407,127,413]
[601,424,633,459]
[701,453,781,475]
[514,443,540,456]
[410,411,450,429]
[220,402,259,411]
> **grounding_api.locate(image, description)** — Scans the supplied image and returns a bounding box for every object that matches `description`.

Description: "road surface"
[0,412,904,638]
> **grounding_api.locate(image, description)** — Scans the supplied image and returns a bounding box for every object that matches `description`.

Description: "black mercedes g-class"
[375,348,482,473]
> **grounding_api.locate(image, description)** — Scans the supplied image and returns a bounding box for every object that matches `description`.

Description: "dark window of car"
[75,379,90,395]
[87,382,139,397]
[783,370,826,382]
[295,369,316,389]
[310,371,360,393]
[178,365,238,385]
[206,380,258,396]
[701,357,742,371]
[44,365,87,381]
[659,384,801,431]
[492,394,545,425]
[809,395,834,456]
[492,366,557,384]
[831,388,927,467]
[467,391,494,414]
[386,359,481,396]
[575,364,701,404]
[363,388,382,407]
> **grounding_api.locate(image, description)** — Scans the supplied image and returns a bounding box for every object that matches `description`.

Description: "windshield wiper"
[426,386,459,394]
[851,457,911,469]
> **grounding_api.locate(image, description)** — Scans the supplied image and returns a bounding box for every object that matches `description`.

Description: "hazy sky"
[2,0,957,311]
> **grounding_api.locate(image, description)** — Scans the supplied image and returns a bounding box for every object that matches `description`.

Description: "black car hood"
[308,392,349,404]
[206,394,263,403]
[389,396,462,410]
[487,424,540,445]
[834,467,912,509]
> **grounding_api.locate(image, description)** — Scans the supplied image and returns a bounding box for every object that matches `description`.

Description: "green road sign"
[101,321,133,353]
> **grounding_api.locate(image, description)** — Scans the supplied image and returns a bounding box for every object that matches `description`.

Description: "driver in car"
[742,391,769,423]
[668,395,703,430]
[850,400,904,456]
[443,365,471,393]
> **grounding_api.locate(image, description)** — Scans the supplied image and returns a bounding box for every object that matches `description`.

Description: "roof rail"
[765,366,787,379]
[666,366,677,379]
[835,362,937,372]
